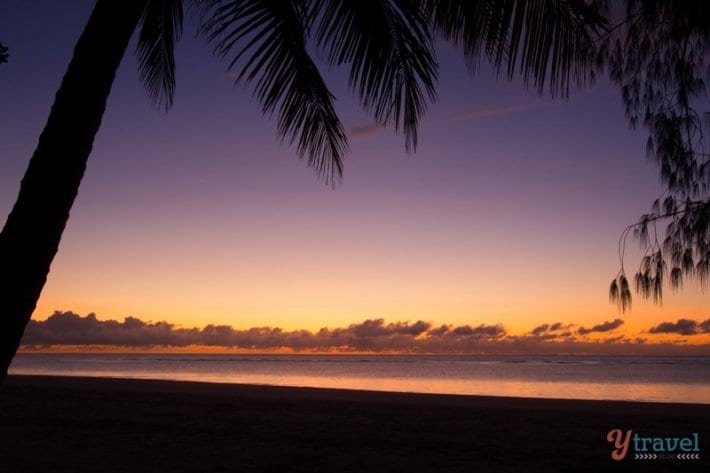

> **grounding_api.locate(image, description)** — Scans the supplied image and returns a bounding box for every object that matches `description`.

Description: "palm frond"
[0,42,8,65]
[314,0,438,152]
[136,0,184,111]
[427,0,608,98]
[609,273,632,312]
[199,0,348,184]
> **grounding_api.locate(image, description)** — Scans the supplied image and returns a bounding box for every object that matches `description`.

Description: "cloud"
[453,102,548,123]
[353,101,545,139]
[531,323,551,336]
[450,324,506,337]
[648,318,710,336]
[349,319,431,337]
[578,319,624,335]
[530,322,573,337]
[23,312,503,353]
[20,311,710,355]
[348,123,387,139]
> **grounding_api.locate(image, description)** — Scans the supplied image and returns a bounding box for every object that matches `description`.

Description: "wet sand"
[1,375,708,472]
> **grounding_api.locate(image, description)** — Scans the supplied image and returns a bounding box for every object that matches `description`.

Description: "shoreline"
[1,375,708,472]
[11,352,710,405]
[6,373,710,411]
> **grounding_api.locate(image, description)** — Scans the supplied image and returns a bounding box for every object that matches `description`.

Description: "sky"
[1,1,708,353]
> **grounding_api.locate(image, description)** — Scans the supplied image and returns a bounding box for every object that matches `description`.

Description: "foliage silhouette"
[0,42,8,64]
[0,0,606,377]
[606,0,710,311]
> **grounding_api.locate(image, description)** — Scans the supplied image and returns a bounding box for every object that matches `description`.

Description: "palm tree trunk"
[0,0,146,379]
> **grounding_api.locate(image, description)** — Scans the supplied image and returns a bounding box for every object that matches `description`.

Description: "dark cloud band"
[648,318,710,336]
[22,312,504,352]
[578,318,623,335]
[20,312,710,355]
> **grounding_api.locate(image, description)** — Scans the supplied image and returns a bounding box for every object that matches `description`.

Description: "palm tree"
[0,0,177,378]
[0,0,606,378]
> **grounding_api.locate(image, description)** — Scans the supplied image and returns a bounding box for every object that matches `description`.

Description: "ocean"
[9,354,710,404]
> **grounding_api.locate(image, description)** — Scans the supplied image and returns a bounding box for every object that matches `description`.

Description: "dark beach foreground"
[1,375,708,472]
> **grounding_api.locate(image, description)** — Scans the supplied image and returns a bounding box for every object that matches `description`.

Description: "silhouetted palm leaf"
[136,0,184,111]
[427,0,607,97]
[0,42,8,65]
[314,0,438,152]
[199,0,348,183]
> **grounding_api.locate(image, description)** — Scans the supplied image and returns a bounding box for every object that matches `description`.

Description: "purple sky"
[1,1,707,348]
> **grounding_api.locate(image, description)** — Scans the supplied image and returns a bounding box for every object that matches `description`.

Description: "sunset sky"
[1,1,708,352]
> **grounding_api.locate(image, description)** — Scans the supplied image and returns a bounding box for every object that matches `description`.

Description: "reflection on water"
[10,354,710,403]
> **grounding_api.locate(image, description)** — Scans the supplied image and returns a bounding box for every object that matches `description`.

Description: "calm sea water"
[9,354,710,403]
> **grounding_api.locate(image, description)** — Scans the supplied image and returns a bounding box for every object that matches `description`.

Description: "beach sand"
[0,375,707,472]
